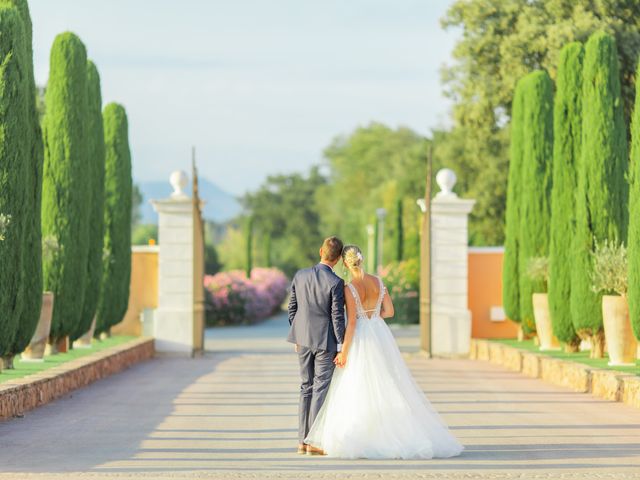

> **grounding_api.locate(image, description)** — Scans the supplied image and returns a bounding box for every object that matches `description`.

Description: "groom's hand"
[294,344,299,353]
[334,352,346,368]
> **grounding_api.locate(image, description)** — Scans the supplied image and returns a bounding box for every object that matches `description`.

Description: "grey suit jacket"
[286,263,346,352]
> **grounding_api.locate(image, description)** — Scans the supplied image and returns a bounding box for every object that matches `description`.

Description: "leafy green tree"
[3,0,45,360]
[263,232,272,268]
[96,103,132,335]
[205,242,222,275]
[0,4,29,360]
[132,223,158,245]
[394,198,404,262]
[441,0,640,245]
[571,31,628,357]
[548,42,583,351]
[320,123,431,261]
[245,215,254,278]
[502,80,525,323]
[41,32,90,344]
[74,60,106,341]
[241,167,327,276]
[518,70,554,333]
[625,59,640,342]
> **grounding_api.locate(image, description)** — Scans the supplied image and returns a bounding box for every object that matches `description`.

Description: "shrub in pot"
[591,240,637,366]
[526,257,560,350]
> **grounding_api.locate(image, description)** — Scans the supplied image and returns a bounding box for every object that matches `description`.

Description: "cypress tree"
[518,70,554,333]
[395,198,403,262]
[73,60,105,341]
[502,80,525,324]
[0,5,28,360]
[571,31,628,357]
[627,58,640,342]
[42,32,91,345]
[95,103,132,335]
[245,215,254,278]
[8,0,45,360]
[548,43,583,352]
[263,232,272,268]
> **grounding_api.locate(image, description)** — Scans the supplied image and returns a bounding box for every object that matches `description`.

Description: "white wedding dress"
[305,278,464,459]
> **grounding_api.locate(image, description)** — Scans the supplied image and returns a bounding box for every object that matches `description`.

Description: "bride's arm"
[380,286,395,319]
[336,286,358,366]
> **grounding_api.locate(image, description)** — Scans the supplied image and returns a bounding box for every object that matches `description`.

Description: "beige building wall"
[111,245,159,336]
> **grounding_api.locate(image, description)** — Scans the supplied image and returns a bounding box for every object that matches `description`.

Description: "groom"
[287,236,346,455]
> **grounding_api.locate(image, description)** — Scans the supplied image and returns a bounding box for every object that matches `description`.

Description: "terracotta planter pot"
[73,316,96,349]
[45,335,69,355]
[532,293,560,351]
[21,292,54,361]
[602,295,638,366]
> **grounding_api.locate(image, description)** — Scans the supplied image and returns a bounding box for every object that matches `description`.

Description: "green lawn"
[494,338,640,375]
[0,336,136,385]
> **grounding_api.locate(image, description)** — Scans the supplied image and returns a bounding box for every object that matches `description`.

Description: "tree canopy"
[440,0,640,244]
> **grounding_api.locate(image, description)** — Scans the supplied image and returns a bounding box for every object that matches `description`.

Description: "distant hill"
[137,177,242,224]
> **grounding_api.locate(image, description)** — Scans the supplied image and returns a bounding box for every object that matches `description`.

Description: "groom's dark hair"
[321,236,344,262]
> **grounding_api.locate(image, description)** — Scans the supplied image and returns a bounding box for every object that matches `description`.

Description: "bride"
[305,245,464,459]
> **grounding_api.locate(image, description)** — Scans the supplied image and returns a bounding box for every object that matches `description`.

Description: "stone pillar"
[151,171,204,356]
[429,169,475,356]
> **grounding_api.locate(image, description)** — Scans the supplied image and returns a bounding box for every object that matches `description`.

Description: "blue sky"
[30,0,459,195]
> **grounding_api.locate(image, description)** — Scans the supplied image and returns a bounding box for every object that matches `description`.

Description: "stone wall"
[470,339,640,410]
[0,338,154,421]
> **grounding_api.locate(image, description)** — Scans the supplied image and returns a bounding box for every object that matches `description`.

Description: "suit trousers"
[297,346,336,444]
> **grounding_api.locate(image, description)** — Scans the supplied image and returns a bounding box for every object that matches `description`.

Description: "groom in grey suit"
[287,236,346,455]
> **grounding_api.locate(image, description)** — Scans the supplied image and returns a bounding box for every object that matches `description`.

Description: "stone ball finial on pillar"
[435,168,458,198]
[170,170,189,199]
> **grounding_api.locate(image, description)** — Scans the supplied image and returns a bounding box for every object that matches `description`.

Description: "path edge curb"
[0,337,155,421]
[469,338,640,409]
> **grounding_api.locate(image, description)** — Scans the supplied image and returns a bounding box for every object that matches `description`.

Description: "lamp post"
[376,208,386,274]
[366,224,375,273]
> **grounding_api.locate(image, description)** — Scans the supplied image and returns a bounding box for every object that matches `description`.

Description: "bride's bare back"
[348,273,394,319]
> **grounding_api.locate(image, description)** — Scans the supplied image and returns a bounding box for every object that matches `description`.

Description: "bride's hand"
[334,352,346,368]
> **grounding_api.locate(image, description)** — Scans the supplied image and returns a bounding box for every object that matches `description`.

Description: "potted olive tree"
[22,236,58,360]
[527,257,560,351]
[591,240,637,366]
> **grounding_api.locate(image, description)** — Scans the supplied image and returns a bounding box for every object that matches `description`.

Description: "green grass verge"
[0,336,136,384]
[494,338,640,375]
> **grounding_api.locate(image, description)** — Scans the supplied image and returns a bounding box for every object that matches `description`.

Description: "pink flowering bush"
[204,267,289,326]
[380,258,419,324]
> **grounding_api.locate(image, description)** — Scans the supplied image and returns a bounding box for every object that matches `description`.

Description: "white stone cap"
[435,168,457,199]
[132,245,160,253]
[170,170,189,199]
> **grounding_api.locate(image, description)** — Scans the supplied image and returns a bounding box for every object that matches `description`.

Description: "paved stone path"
[0,313,639,479]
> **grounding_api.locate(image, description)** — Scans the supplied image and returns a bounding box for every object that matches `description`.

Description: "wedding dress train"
[305,278,464,459]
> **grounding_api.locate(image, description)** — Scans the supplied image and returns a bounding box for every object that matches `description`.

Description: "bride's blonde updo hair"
[342,244,365,279]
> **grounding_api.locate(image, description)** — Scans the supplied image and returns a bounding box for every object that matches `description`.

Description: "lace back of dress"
[347,277,385,319]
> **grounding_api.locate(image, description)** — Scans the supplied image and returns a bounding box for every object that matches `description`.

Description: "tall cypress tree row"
[8,0,44,360]
[0,5,28,360]
[395,198,403,262]
[626,58,640,342]
[502,80,525,324]
[96,103,132,335]
[548,43,583,352]
[571,31,628,357]
[73,60,105,341]
[42,32,91,345]
[518,70,554,333]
